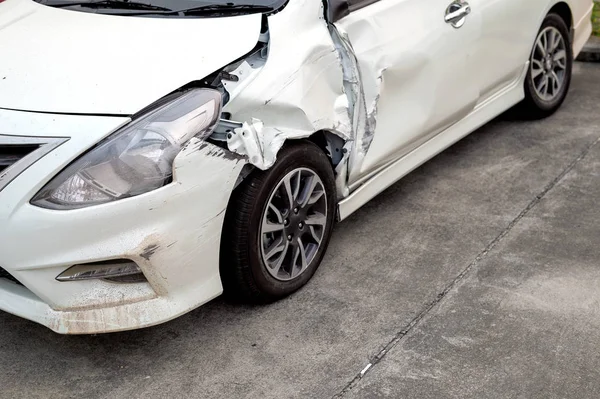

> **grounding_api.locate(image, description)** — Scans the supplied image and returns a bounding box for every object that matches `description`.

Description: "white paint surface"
[0,0,593,333]
[0,0,262,114]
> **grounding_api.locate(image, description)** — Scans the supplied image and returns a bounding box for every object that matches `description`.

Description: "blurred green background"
[594,0,600,36]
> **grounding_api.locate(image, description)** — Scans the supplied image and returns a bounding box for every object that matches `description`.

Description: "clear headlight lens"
[32,89,222,209]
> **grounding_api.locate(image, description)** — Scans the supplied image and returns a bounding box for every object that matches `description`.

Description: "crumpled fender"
[220,0,369,201]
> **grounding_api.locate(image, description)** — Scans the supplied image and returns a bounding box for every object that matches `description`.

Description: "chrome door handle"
[445,1,471,28]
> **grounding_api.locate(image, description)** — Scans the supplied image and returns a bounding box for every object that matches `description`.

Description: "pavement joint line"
[332,134,600,399]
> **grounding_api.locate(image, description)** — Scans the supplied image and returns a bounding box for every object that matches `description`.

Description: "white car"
[0,0,593,334]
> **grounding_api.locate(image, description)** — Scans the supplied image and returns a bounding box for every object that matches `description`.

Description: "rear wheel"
[517,13,573,119]
[221,142,336,302]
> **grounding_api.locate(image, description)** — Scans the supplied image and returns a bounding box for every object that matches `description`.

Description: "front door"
[334,0,483,183]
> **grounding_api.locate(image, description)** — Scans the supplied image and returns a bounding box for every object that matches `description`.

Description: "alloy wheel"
[531,26,568,102]
[260,168,328,281]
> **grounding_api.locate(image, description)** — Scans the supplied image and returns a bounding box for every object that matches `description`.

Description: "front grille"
[0,267,22,285]
[0,135,68,192]
[0,144,40,173]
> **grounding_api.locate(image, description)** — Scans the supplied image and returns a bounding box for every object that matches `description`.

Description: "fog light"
[56,260,144,282]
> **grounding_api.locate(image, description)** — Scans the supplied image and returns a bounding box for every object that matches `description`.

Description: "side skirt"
[337,63,529,221]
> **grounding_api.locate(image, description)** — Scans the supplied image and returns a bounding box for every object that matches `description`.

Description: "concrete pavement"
[345,135,600,399]
[1,62,599,399]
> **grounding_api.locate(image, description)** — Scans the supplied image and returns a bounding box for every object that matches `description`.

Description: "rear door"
[333,0,483,182]
[468,0,547,103]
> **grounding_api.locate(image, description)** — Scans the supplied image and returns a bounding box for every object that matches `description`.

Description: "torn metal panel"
[225,119,349,171]
[334,141,352,198]
[327,24,371,182]
[221,40,269,101]
[227,119,280,169]
[221,0,356,189]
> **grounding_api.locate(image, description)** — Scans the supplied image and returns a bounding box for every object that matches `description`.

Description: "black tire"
[220,141,336,302]
[516,13,573,119]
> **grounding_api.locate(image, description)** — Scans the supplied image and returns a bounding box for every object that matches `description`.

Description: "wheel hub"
[544,56,552,71]
[284,207,309,239]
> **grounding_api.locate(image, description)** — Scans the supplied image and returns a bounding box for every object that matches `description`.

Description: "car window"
[327,0,380,22]
[348,0,379,12]
[34,0,288,17]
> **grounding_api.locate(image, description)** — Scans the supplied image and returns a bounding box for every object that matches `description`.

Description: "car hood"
[0,0,262,115]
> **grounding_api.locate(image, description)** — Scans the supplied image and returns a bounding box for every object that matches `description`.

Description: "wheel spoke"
[292,170,302,201]
[299,175,317,207]
[290,244,300,278]
[268,203,284,223]
[531,59,544,79]
[552,31,562,52]
[305,212,327,227]
[538,30,549,57]
[271,240,290,275]
[264,237,285,260]
[537,75,549,96]
[299,176,325,208]
[283,175,295,209]
[548,74,556,96]
[296,237,308,272]
[550,71,561,93]
[263,221,285,234]
[309,226,322,245]
[307,189,325,206]
[536,39,546,57]
[553,50,567,69]
[263,203,285,233]
[546,29,555,53]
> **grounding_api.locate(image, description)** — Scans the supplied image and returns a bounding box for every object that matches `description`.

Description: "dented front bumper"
[0,109,245,333]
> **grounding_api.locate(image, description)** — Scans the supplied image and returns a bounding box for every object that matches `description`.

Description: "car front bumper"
[0,109,245,334]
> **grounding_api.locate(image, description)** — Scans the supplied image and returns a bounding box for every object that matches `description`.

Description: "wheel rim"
[260,168,328,281]
[531,26,568,102]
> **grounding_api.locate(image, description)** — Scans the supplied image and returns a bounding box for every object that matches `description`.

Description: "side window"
[348,0,378,10]
[327,0,380,22]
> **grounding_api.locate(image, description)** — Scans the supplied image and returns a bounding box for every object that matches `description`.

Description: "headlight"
[32,89,222,209]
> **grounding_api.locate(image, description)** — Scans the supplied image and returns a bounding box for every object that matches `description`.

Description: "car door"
[468,0,548,104]
[333,0,483,183]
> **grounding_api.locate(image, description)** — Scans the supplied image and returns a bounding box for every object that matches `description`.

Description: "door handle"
[445,1,471,28]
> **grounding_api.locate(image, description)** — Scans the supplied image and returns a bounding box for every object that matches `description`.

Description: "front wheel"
[517,13,573,119]
[220,142,336,302]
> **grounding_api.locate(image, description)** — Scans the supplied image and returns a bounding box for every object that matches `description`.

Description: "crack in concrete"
[332,135,600,398]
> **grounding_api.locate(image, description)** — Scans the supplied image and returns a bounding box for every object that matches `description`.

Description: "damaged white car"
[0,0,593,333]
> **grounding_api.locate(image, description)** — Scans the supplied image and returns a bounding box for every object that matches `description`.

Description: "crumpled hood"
[0,0,262,115]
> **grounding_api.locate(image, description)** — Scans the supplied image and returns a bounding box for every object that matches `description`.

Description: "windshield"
[34,0,288,17]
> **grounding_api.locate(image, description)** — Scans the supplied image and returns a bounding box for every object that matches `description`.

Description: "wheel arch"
[549,2,573,32]
[219,137,339,301]
[306,130,347,170]
[293,130,350,203]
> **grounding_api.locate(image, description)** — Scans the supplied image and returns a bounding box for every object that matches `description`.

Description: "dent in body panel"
[220,0,364,198]
[331,13,439,181]
[219,0,452,198]
[342,0,487,183]
[328,25,371,177]
[47,139,244,333]
[220,0,447,193]
[340,14,431,177]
